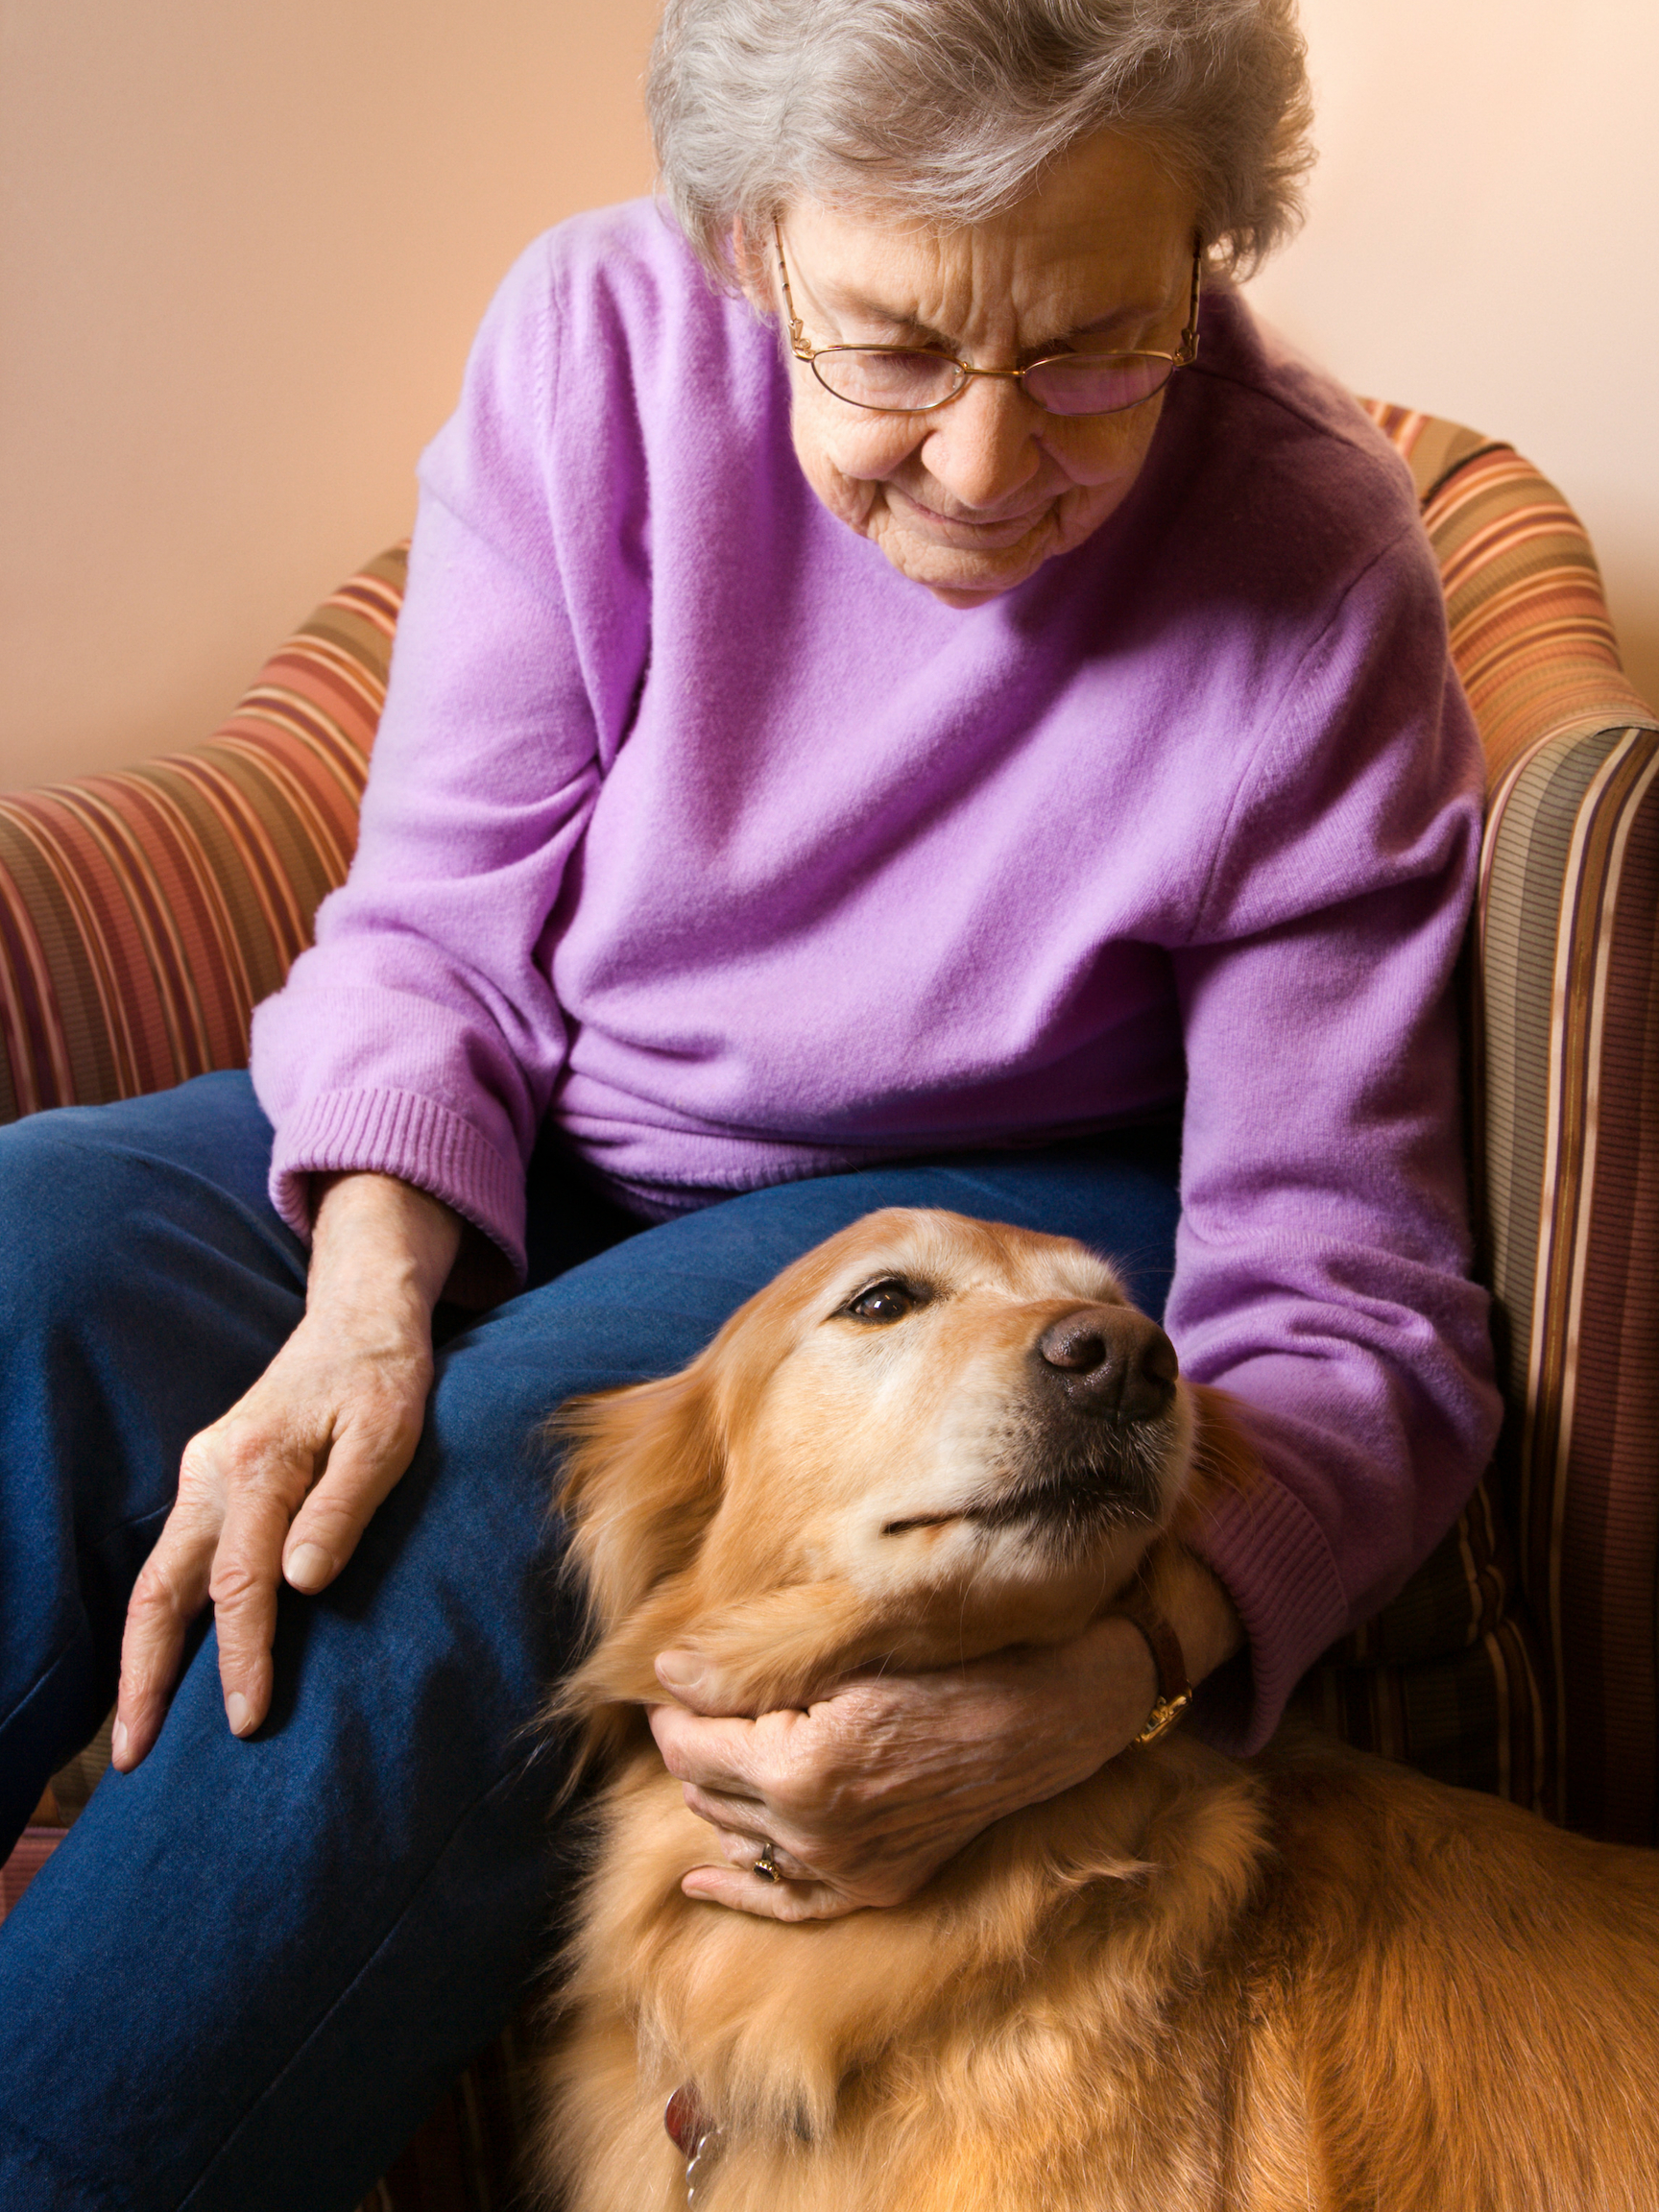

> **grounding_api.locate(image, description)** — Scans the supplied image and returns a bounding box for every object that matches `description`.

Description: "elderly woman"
[0,0,1499,2203]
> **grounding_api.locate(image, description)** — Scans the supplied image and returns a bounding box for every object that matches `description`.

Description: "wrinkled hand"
[112,1172,461,1770]
[647,1615,1162,1922]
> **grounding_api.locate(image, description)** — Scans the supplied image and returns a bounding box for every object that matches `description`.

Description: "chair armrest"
[0,547,405,1124]
[1346,404,1659,1843]
[1478,714,1659,1842]
[1416,427,1658,1843]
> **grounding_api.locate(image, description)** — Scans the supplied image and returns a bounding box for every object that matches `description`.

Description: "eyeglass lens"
[812,348,1178,418]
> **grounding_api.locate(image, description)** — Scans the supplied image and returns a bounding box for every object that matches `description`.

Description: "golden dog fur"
[536,1209,1659,2212]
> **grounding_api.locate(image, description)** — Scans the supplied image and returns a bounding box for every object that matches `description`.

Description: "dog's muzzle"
[959,1303,1182,1540]
[1035,1304,1178,1424]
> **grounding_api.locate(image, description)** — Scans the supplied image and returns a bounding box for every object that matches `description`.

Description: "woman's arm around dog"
[650,1549,1241,1920]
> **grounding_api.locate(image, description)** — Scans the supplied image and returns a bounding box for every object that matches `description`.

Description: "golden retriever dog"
[536,1208,1659,2212]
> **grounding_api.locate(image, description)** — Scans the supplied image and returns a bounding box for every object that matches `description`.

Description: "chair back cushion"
[0,549,403,1122]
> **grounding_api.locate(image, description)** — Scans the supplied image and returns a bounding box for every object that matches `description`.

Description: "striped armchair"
[2,414,1655,2208]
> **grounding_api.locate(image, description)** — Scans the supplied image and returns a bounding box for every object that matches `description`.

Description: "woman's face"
[764,132,1200,608]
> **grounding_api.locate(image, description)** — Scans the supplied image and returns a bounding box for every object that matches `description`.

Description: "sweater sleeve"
[250,237,645,1297]
[1167,524,1503,1752]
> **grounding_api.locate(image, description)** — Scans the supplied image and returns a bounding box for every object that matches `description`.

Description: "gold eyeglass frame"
[773,217,1203,419]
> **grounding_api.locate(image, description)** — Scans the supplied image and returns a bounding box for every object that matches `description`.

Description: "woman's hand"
[111,1171,463,1771]
[649,1552,1241,1921]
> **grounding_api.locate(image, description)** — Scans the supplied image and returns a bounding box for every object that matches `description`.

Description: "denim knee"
[0,1079,301,1344]
[0,1105,141,1328]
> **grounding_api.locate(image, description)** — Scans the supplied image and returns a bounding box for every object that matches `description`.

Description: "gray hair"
[647,0,1313,286]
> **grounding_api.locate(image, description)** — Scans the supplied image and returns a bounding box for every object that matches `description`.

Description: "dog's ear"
[551,1358,726,1638]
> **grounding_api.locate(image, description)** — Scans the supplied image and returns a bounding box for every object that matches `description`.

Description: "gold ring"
[753,1839,781,1883]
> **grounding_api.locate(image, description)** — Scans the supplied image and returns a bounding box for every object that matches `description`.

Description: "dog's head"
[554,1207,1239,1734]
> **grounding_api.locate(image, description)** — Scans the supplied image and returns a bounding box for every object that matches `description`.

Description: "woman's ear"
[550,1360,725,1637]
[730,214,779,318]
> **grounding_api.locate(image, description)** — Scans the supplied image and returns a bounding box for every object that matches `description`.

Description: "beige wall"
[3,1,1654,790]
[0,1,660,786]
[1249,0,1659,712]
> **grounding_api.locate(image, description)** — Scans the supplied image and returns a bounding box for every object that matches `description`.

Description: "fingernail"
[286,1542,331,1593]
[655,1649,704,1695]
[227,1692,252,1737]
[112,1719,130,1764]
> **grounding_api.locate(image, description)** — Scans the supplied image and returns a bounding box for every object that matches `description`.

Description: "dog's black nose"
[1036,1305,1178,1424]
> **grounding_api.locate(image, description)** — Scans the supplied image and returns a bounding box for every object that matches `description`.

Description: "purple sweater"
[250,200,1502,1748]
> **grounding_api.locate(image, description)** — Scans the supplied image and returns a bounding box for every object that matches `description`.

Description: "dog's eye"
[845,1278,920,1324]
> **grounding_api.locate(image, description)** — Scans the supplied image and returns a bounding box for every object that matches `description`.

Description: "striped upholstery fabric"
[0,1831,61,1927]
[1364,406,1650,779]
[1,410,1655,2207]
[1301,404,1659,1841]
[0,548,404,1122]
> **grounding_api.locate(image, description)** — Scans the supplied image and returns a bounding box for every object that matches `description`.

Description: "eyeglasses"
[774,219,1202,420]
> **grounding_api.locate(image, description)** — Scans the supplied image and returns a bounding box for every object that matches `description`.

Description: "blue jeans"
[0,1072,1180,2211]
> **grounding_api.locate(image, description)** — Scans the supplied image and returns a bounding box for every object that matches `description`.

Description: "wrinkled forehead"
[743,1208,1131,1339]
[775,132,1198,350]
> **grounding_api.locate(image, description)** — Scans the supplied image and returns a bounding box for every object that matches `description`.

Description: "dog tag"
[684,2121,726,2204]
[666,2087,727,2204]
[664,2085,705,2155]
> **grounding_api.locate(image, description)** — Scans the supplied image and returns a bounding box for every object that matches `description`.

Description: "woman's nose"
[918,373,1043,512]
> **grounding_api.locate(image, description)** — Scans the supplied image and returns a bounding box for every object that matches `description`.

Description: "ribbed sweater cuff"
[1182,1472,1350,1756]
[268,1088,527,1291]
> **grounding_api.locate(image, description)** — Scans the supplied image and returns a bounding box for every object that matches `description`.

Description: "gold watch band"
[1109,1585,1193,1746]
